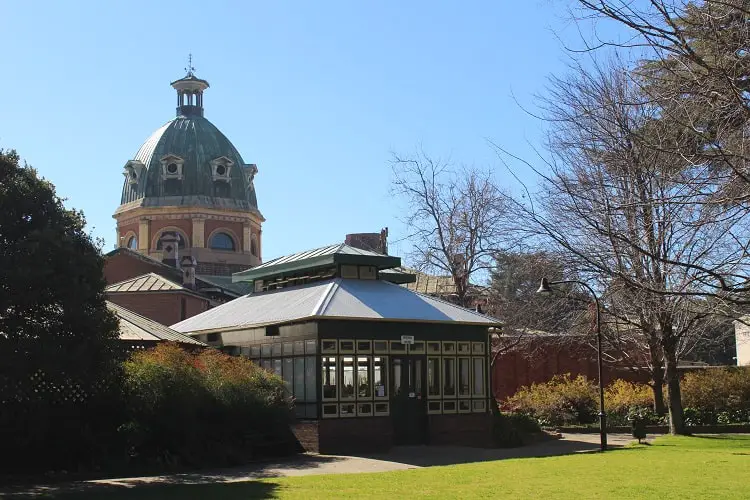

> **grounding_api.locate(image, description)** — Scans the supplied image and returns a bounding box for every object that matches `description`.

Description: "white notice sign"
[400,335,415,345]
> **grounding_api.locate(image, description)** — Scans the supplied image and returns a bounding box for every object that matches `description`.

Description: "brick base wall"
[428,413,494,448]
[292,421,320,454]
[318,417,394,455]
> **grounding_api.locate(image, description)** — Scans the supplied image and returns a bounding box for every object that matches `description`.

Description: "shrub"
[605,379,654,415]
[121,343,293,469]
[503,374,599,426]
[681,367,750,420]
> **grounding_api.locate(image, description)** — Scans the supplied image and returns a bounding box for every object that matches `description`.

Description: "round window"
[130,172,137,181]
[216,165,226,176]
[167,163,178,174]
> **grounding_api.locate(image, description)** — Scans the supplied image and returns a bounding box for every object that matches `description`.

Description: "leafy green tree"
[0,149,123,472]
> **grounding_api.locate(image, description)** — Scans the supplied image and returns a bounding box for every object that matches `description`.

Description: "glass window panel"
[443,358,456,397]
[240,346,251,357]
[458,358,471,396]
[340,340,355,353]
[273,359,283,378]
[293,340,305,355]
[458,342,471,354]
[322,403,338,417]
[294,357,305,399]
[250,346,261,358]
[392,358,403,396]
[390,341,406,353]
[373,340,388,353]
[305,356,317,401]
[305,404,318,419]
[374,356,388,398]
[305,339,317,354]
[374,402,389,415]
[443,400,457,412]
[321,340,337,353]
[357,356,372,399]
[473,400,487,412]
[358,402,373,416]
[427,358,441,397]
[413,358,423,395]
[443,342,456,354]
[356,340,371,353]
[261,359,271,371]
[272,343,282,357]
[473,358,485,396]
[283,342,294,356]
[261,344,272,357]
[472,342,485,354]
[340,403,356,417]
[322,356,337,400]
[340,356,356,399]
[427,342,441,354]
[459,400,471,412]
[428,401,442,413]
[410,341,425,354]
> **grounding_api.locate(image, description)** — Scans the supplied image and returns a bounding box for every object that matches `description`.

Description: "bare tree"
[391,150,506,308]
[494,56,747,433]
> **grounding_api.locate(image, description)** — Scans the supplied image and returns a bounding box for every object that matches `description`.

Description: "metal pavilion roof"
[231,243,402,283]
[171,278,501,334]
[108,301,206,345]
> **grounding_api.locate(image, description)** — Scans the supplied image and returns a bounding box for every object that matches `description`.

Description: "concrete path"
[0,433,638,498]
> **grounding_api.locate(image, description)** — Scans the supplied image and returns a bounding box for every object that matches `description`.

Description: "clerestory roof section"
[171,278,501,334]
[231,243,402,283]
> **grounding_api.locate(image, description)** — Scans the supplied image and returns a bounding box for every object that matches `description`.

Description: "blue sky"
[1,1,619,262]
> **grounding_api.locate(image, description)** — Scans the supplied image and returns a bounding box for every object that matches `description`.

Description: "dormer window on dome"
[160,154,185,181]
[210,156,234,182]
[123,160,145,186]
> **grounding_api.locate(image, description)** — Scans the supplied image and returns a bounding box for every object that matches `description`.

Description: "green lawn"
[51,435,750,499]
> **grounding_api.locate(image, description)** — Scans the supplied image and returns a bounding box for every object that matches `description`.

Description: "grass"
[42,435,750,499]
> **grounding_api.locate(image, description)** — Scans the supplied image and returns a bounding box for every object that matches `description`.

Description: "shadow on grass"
[30,480,280,500]
[0,454,346,499]
[352,436,633,468]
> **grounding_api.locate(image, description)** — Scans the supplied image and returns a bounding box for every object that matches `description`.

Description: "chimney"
[160,232,179,267]
[345,228,389,255]
[180,255,198,289]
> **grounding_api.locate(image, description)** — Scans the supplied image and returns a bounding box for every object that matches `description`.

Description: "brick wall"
[104,252,165,285]
[492,342,649,402]
[428,413,493,448]
[291,421,320,453]
[107,292,209,326]
[318,417,393,454]
[204,220,244,250]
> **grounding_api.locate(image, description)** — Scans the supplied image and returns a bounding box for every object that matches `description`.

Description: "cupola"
[171,55,209,117]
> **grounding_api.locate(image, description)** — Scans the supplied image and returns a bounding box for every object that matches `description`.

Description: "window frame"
[427,356,442,399]
[321,356,338,401]
[428,400,442,415]
[373,355,389,400]
[374,402,390,416]
[339,355,357,401]
[339,339,355,354]
[373,340,389,354]
[320,339,338,354]
[356,355,373,400]
[442,356,457,398]
[458,356,472,398]
[208,231,237,251]
[472,356,486,397]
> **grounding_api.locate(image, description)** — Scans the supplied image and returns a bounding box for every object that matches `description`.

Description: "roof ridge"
[312,279,340,316]
[107,272,184,290]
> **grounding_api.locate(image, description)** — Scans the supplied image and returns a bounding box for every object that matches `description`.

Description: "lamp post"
[536,277,608,451]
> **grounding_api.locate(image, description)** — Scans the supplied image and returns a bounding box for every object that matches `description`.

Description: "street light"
[536,277,608,451]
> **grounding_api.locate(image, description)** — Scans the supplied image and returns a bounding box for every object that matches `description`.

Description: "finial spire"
[185,53,195,77]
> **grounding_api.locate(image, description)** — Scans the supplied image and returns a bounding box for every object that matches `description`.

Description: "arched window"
[127,235,138,250]
[156,231,187,250]
[209,232,236,251]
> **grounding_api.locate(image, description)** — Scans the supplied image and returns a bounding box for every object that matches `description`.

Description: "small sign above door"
[400,335,415,345]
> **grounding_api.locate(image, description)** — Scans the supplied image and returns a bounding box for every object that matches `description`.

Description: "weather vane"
[185,53,195,76]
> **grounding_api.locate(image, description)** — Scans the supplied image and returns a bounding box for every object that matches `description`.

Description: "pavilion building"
[172,243,500,453]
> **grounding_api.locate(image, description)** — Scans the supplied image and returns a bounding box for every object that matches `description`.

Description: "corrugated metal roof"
[172,278,500,334]
[232,244,402,283]
[108,301,206,345]
[106,273,184,293]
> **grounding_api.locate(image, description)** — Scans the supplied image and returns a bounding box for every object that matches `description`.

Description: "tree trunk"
[651,363,666,415]
[664,352,687,435]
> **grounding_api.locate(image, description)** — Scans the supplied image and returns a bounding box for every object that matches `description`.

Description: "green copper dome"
[119,72,259,214]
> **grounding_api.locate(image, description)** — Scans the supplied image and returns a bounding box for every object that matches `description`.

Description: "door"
[390,355,427,445]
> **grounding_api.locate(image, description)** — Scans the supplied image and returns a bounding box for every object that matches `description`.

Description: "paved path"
[1,433,639,497]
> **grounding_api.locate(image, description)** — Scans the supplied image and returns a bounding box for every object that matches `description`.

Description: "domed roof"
[118,71,259,215]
